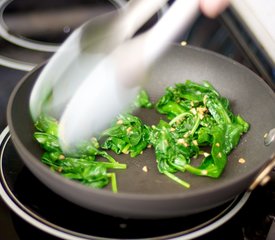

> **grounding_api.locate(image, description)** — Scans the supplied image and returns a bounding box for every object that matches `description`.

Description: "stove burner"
[0,0,126,51]
[0,0,168,71]
[0,0,56,52]
[0,127,251,240]
[0,0,126,71]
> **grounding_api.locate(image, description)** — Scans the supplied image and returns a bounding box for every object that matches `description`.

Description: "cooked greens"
[134,89,153,109]
[34,115,126,192]
[101,113,151,158]
[34,80,249,191]
[152,80,249,179]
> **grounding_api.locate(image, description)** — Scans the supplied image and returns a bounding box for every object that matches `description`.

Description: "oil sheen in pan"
[0,127,251,240]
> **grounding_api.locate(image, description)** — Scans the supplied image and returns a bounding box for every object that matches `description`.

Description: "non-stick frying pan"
[7,45,275,219]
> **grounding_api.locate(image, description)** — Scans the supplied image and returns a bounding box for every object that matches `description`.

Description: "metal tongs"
[30,0,200,152]
[30,0,168,120]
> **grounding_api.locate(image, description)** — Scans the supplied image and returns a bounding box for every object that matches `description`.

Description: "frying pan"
[7,45,275,219]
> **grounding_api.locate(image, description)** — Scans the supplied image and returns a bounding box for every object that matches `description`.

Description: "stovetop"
[0,1,274,240]
[1,132,275,240]
[0,125,274,240]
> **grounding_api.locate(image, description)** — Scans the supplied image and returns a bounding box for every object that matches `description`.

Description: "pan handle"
[249,153,275,191]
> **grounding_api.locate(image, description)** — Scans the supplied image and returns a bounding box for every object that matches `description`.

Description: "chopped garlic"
[142,166,148,172]
[180,41,187,46]
[203,152,210,157]
[184,131,190,138]
[196,106,207,120]
[190,108,197,115]
[117,119,123,125]
[238,158,246,164]
[198,113,204,120]
[177,138,188,147]
[197,106,207,114]
[170,127,176,132]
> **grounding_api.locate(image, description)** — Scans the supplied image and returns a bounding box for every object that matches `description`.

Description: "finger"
[200,0,229,18]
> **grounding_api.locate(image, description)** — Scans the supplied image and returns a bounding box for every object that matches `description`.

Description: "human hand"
[200,0,230,18]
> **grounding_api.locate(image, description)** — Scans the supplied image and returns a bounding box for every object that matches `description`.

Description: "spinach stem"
[169,112,192,126]
[102,162,127,169]
[190,115,200,136]
[163,171,190,188]
[99,152,116,163]
[184,164,208,176]
[107,173,118,193]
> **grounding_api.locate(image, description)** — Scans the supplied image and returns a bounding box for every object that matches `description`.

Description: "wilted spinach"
[101,113,150,157]
[153,80,249,180]
[34,80,249,191]
[102,80,249,187]
[34,115,126,193]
